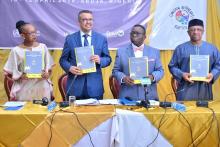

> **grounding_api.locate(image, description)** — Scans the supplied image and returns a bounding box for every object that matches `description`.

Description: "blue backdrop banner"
[0,0,151,49]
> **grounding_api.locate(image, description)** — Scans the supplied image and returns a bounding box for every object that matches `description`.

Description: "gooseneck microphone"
[65,75,77,101]
[59,74,77,108]
[160,83,194,108]
[33,97,49,106]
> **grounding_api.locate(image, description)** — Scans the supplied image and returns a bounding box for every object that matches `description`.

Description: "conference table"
[0,100,220,147]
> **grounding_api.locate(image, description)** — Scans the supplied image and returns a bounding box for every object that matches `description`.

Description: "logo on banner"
[13,29,20,38]
[169,6,194,30]
[105,30,124,38]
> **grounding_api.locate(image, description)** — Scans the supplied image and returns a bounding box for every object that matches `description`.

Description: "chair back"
[4,74,56,101]
[4,74,14,101]
[171,76,178,94]
[109,75,120,99]
[58,73,68,101]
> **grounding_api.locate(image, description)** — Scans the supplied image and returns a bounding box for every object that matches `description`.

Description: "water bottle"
[47,101,57,112]
[171,102,186,112]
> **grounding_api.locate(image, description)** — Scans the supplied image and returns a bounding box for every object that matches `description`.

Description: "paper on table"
[99,99,121,105]
[149,100,159,106]
[3,101,26,107]
[75,99,99,106]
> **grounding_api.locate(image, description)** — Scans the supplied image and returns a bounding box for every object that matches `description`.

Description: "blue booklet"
[75,46,96,73]
[4,106,23,111]
[190,55,209,81]
[24,51,44,78]
[119,97,137,106]
[129,57,149,84]
[3,101,26,110]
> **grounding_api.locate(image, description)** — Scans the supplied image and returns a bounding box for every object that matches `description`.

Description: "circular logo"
[169,6,195,30]
[175,9,189,25]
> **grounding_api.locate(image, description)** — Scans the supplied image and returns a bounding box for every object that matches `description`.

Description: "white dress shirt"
[132,43,144,58]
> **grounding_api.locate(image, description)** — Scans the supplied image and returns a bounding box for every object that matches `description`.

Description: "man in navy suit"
[59,10,111,100]
[112,25,164,100]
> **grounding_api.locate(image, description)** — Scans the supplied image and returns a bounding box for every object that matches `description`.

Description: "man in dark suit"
[112,24,164,100]
[59,10,111,100]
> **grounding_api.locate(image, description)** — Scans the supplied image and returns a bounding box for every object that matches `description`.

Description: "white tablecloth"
[74,109,172,147]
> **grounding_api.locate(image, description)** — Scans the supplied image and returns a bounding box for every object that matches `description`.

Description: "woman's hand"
[42,70,50,79]
[20,73,28,80]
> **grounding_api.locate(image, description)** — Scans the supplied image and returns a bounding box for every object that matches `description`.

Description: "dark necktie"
[83,34,89,46]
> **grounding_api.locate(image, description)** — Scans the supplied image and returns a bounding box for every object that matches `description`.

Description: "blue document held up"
[129,57,148,84]
[75,46,96,73]
[24,51,44,78]
[190,55,209,82]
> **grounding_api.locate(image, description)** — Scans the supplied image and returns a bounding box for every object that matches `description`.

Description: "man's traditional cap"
[188,19,204,28]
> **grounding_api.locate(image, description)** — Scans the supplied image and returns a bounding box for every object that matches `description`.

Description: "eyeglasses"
[188,28,204,32]
[130,31,145,36]
[23,31,38,36]
[80,18,93,22]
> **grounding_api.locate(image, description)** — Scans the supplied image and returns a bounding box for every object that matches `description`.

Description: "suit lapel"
[126,44,135,57]
[91,31,96,47]
[75,31,82,47]
[143,45,148,57]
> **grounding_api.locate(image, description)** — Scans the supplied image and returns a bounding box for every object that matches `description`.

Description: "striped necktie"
[83,34,89,46]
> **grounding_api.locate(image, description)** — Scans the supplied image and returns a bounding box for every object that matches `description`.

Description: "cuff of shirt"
[152,75,156,82]
[151,74,156,83]
[120,75,126,84]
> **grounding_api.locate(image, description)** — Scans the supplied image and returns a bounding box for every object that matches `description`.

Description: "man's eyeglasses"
[130,31,145,36]
[188,28,204,32]
[80,18,93,23]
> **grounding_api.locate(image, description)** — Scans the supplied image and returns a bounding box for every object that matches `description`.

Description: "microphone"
[59,74,77,108]
[196,101,208,107]
[139,85,150,108]
[65,75,77,101]
[160,82,194,108]
[140,77,151,108]
[33,97,49,106]
[159,102,186,112]
[159,102,172,107]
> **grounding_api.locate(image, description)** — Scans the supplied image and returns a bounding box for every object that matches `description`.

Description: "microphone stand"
[140,84,150,108]
[59,75,77,108]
